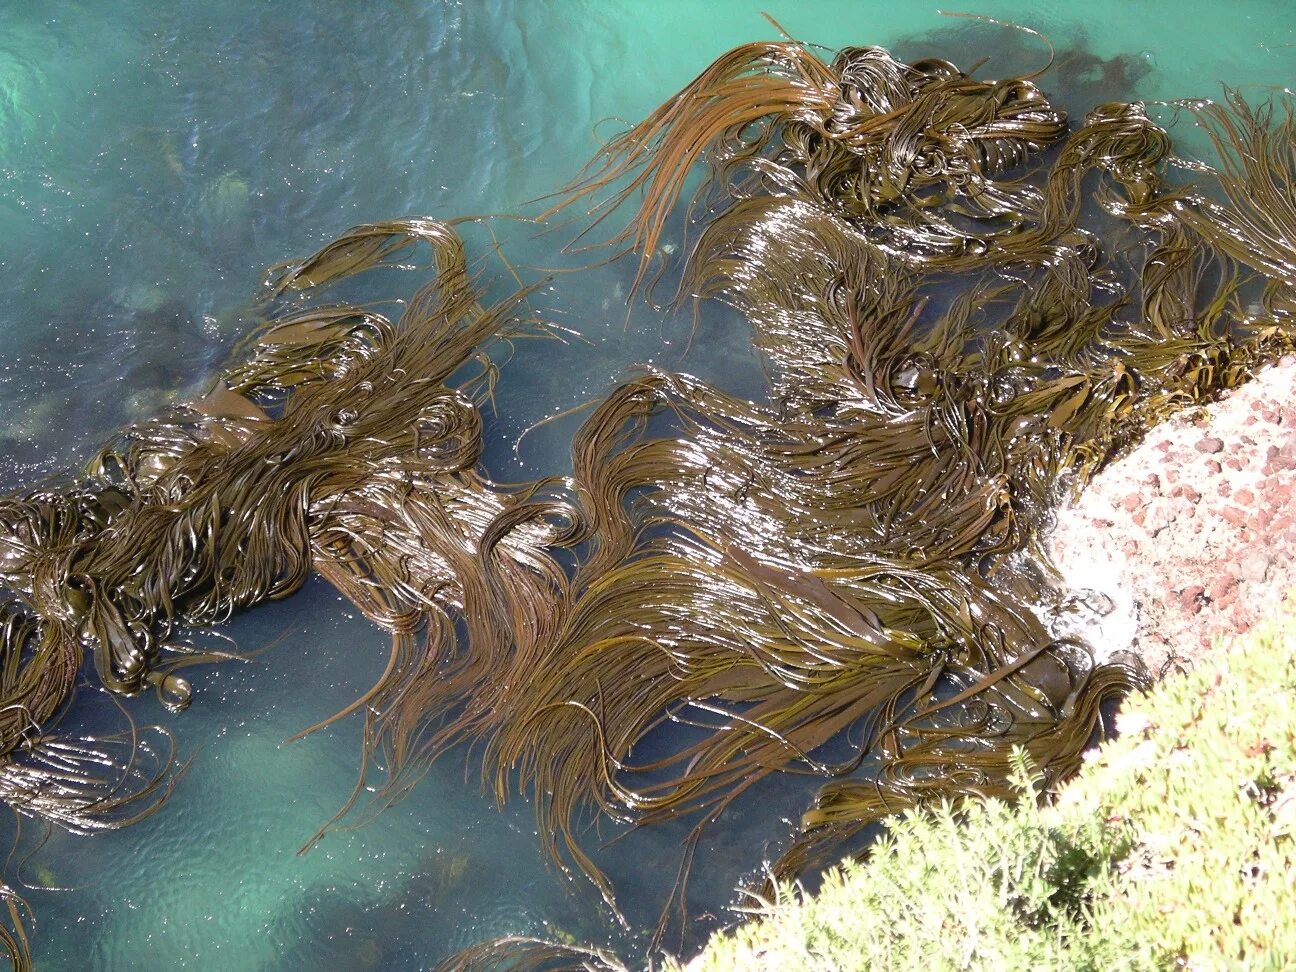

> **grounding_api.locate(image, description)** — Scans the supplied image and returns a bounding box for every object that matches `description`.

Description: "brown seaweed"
[0,31,1293,972]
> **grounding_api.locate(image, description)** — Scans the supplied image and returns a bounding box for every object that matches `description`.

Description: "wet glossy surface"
[0,2,1291,968]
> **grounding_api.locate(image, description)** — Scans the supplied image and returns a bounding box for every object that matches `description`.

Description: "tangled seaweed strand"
[435,44,1296,957]
[0,217,561,964]
[1,34,1296,971]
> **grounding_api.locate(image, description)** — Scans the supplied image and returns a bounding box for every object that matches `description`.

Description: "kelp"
[440,937,626,972]
[428,46,1294,948]
[1175,93,1296,313]
[0,31,1294,972]
[0,879,27,972]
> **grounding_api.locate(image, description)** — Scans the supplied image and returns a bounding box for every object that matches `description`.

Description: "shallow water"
[0,1,1293,968]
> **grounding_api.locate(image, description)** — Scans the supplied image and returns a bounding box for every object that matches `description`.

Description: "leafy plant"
[679,614,1296,971]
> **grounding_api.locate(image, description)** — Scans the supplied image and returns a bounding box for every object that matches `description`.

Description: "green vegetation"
[680,616,1296,971]
[5,33,1296,968]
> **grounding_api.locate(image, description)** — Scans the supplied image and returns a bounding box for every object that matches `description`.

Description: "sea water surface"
[0,2,1292,968]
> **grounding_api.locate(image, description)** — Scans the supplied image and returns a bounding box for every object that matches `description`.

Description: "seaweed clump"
[0,32,1294,971]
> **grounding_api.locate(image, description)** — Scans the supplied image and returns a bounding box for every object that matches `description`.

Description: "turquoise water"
[0,1,1292,968]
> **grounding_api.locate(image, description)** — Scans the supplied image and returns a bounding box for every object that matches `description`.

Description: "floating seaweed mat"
[0,33,1294,972]
[0,216,571,969]
[427,41,1296,963]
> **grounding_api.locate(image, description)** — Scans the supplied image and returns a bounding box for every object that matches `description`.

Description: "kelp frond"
[0,34,1294,971]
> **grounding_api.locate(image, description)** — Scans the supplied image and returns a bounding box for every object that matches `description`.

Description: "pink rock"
[1221,506,1248,527]
[1249,509,1274,531]
[1179,584,1206,615]
[1208,574,1238,603]
[1240,553,1272,584]
[1143,502,1173,536]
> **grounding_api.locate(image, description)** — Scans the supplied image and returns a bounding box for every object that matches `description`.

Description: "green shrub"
[677,616,1296,971]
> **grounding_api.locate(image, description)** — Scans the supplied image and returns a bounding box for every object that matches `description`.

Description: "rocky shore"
[1049,358,1296,674]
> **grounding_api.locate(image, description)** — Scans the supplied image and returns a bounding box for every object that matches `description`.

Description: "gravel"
[1047,357,1296,674]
